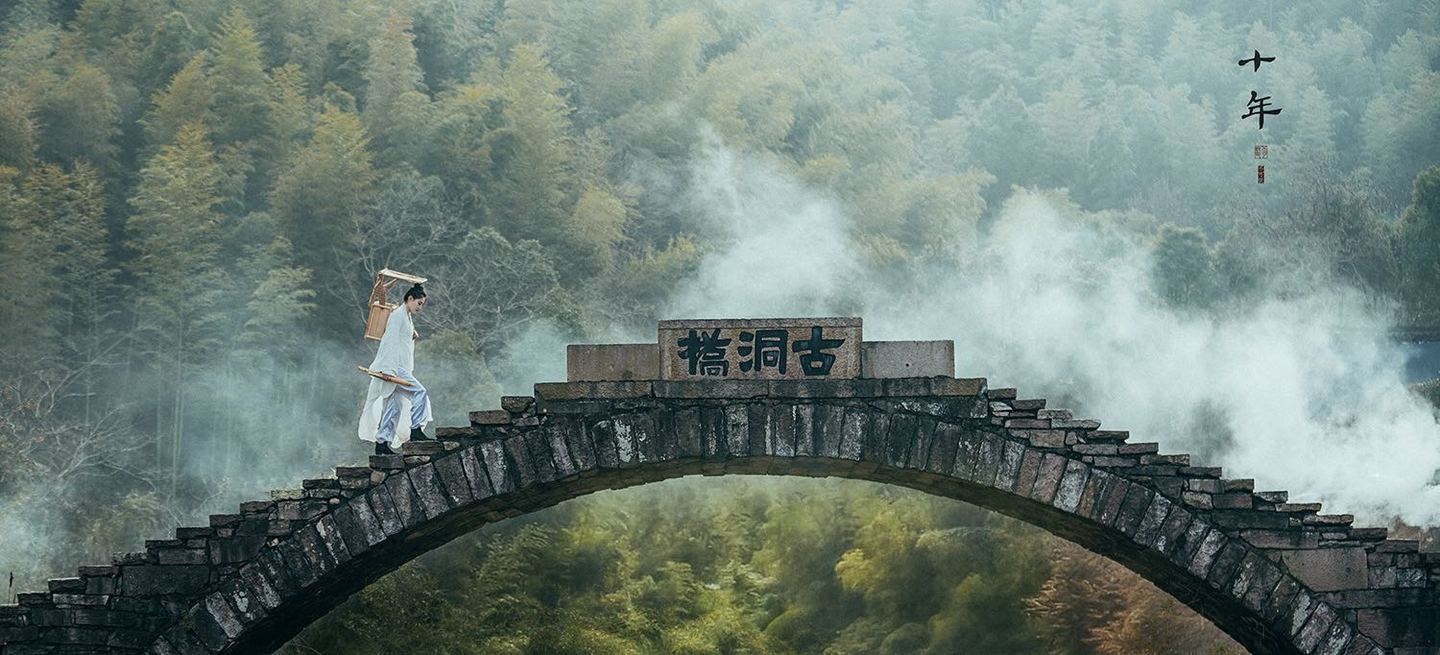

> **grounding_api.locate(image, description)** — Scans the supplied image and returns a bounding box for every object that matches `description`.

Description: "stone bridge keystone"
[2,322,1436,654]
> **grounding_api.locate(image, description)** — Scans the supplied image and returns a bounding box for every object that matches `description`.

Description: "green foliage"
[283,479,1238,655]
[126,121,225,494]
[141,52,210,149]
[269,105,376,321]
[426,226,575,356]
[1152,225,1220,310]
[362,12,430,166]
[1399,166,1440,325]
[36,60,119,166]
[209,8,271,145]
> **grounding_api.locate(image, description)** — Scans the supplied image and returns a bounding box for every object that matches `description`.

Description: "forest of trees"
[284,478,1242,654]
[0,0,1437,652]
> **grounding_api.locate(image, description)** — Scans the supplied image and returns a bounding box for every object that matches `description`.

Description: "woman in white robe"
[358,284,433,454]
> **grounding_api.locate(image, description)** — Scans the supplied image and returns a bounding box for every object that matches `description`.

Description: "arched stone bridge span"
[2,378,1437,654]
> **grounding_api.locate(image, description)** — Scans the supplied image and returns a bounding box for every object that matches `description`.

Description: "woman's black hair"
[404,284,427,301]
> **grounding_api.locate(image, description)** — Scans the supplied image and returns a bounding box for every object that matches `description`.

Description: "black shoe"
[410,426,434,441]
[374,441,396,456]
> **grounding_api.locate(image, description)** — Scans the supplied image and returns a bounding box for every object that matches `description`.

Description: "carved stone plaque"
[658,317,862,380]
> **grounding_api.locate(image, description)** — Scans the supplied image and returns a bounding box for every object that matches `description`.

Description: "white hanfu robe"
[357,303,432,448]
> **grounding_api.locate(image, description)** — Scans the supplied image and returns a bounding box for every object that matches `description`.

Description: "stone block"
[501,395,534,414]
[383,467,427,527]
[1117,442,1159,455]
[567,343,658,381]
[1205,541,1247,589]
[1116,486,1154,535]
[1183,491,1213,510]
[208,535,265,565]
[330,502,376,556]
[1375,539,1419,553]
[1256,491,1289,503]
[1076,470,1112,519]
[47,578,82,593]
[1356,606,1440,648]
[1012,448,1043,495]
[1155,506,1193,555]
[1030,453,1067,503]
[1210,510,1291,530]
[988,387,1017,400]
[523,430,560,482]
[1096,478,1132,527]
[1213,493,1253,509]
[930,377,987,397]
[1187,479,1222,494]
[237,561,280,615]
[1296,602,1338,653]
[859,341,954,378]
[432,453,475,506]
[1052,419,1100,429]
[1221,478,1255,493]
[469,410,511,426]
[120,565,209,596]
[1052,460,1089,513]
[1014,429,1067,449]
[1178,466,1222,478]
[837,410,864,460]
[1187,530,1226,577]
[659,318,861,380]
[407,463,453,519]
[365,487,403,536]
[1281,547,1369,592]
[1240,530,1319,550]
[1134,494,1171,546]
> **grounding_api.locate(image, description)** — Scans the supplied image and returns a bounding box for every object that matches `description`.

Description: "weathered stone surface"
[1282,547,1369,592]
[365,487,402,537]
[659,318,862,380]
[523,430,560,483]
[1095,478,1132,527]
[1134,494,1171,546]
[906,416,936,470]
[567,343,659,381]
[1242,529,1320,550]
[861,340,954,378]
[1188,530,1227,578]
[1206,541,1247,590]
[405,464,451,520]
[1297,602,1339,653]
[1030,453,1067,504]
[432,453,475,506]
[1357,606,1440,648]
[458,447,493,500]
[1052,460,1089,513]
[1012,448,1043,495]
[119,566,208,596]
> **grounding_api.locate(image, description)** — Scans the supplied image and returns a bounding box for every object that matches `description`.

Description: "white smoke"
[655,144,1440,525]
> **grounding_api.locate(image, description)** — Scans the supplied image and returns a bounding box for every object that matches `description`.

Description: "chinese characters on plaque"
[659,318,862,380]
[1238,49,1280,183]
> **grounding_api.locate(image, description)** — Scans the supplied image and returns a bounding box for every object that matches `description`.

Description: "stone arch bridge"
[1,332,1437,654]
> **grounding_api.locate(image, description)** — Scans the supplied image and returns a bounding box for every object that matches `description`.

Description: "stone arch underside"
[2,377,1436,654]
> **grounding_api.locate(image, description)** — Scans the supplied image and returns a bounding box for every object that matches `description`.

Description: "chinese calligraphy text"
[659,318,862,380]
